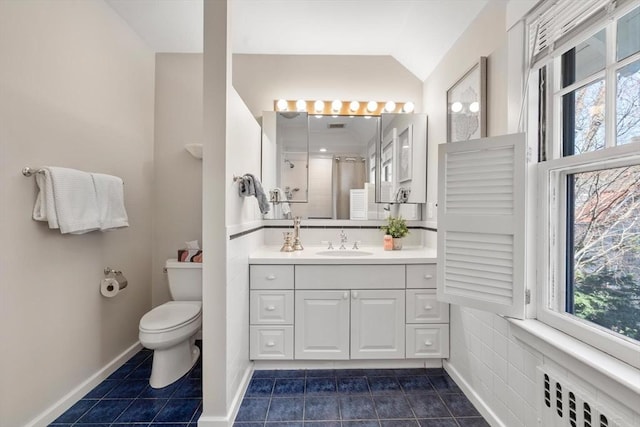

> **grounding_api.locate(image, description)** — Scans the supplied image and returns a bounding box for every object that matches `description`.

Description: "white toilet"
[139,259,202,388]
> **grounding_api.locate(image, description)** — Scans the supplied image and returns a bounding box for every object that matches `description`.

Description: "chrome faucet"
[339,229,348,249]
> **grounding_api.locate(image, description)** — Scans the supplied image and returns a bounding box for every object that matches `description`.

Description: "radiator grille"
[538,368,630,427]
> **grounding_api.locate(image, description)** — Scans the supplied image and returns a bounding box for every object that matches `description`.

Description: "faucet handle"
[321,240,334,250]
[352,241,361,250]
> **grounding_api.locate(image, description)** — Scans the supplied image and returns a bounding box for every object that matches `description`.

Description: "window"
[536,1,640,367]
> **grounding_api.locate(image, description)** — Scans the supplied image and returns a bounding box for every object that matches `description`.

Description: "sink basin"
[316,250,373,257]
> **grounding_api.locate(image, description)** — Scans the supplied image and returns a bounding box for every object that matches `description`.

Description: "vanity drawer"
[250,290,294,324]
[250,265,294,290]
[295,265,405,290]
[250,326,294,360]
[406,324,449,358]
[406,264,437,289]
[406,290,449,323]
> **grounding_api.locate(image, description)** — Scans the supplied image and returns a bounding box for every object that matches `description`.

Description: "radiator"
[537,367,632,427]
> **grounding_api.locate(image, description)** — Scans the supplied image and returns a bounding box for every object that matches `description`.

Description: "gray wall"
[152,54,203,306]
[0,1,155,425]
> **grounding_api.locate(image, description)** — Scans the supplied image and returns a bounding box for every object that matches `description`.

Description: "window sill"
[507,318,640,411]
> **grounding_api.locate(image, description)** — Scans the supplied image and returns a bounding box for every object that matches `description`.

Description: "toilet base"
[149,336,200,389]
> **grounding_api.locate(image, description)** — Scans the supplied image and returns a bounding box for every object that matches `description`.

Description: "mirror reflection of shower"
[279,152,308,202]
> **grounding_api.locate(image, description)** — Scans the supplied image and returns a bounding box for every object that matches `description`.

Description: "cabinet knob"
[266,341,276,347]
[266,305,276,311]
[424,340,433,346]
[343,292,349,299]
[266,275,277,280]
[424,305,433,310]
[424,274,433,279]
[352,291,359,299]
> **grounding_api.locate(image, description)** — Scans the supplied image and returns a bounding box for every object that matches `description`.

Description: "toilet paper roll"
[101,278,120,298]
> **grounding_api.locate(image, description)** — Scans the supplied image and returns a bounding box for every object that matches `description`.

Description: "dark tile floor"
[49,343,202,426]
[234,368,489,427]
[50,343,488,427]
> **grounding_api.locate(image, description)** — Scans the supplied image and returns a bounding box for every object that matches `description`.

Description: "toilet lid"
[140,301,202,333]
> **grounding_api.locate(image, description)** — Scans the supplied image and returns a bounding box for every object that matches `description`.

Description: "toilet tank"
[166,259,202,301]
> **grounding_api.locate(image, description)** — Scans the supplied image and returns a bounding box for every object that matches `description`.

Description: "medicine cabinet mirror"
[261,111,427,221]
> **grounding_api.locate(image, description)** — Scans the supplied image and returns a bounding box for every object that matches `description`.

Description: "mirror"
[377,113,428,204]
[261,111,310,205]
[261,111,427,220]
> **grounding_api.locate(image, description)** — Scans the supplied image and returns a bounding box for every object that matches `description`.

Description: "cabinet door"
[295,290,350,360]
[350,290,405,359]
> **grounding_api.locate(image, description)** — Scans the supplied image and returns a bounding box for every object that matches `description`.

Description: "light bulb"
[469,101,480,113]
[402,102,415,113]
[314,100,324,113]
[319,148,327,152]
[366,101,378,113]
[331,100,342,113]
[451,102,463,113]
[384,101,396,112]
[349,101,360,112]
[296,99,307,112]
[276,99,288,111]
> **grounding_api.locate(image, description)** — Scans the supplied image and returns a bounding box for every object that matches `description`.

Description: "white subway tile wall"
[449,306,640,426]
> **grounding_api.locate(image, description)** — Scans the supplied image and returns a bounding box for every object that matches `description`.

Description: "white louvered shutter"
[437,134,527,319]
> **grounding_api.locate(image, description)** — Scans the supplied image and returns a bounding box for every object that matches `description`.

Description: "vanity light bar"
[274,99,414,116]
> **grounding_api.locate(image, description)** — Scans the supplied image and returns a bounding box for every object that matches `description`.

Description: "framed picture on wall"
[446,57,487,143]
[397,124,413,182]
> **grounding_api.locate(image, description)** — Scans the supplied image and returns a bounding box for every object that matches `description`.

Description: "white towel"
[32,168,59,229]
[91,173,129,231]
[48,167,101,234]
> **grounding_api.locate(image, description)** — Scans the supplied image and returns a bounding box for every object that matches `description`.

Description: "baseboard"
[443,360,504,427]
[198,363,254,427]
[25,341,143,427]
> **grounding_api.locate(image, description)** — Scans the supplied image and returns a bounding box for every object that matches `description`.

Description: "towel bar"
[22,167,45,177]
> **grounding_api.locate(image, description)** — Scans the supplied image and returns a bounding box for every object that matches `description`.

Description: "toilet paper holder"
[104,267,121,276]
[103,267,128,291]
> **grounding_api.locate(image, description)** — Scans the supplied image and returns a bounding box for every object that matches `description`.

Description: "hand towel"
[238,175,255,197]
[91,173,129,231]
[32,168,59,229]
[244,173,270,214]
[48,167,101,234]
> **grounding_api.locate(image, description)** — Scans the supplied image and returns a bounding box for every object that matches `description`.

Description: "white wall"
[425,2,640,426]
[0,1,155,425]
[153,53,203,306]
[225,87,264,406]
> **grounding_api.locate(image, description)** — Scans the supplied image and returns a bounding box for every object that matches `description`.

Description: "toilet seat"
[140,301,202,334]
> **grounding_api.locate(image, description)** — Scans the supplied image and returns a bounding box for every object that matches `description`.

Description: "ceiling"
[105,0,490,81]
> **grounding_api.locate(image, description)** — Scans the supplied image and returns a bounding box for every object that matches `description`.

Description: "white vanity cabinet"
[295,289,405,360]
[249,259,448,362]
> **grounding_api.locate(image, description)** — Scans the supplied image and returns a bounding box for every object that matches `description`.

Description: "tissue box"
[178,249,202,262]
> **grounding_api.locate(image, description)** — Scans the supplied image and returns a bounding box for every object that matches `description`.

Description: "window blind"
[528,0,612,63]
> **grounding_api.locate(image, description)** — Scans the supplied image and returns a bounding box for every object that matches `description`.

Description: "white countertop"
[249,245,437,264]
